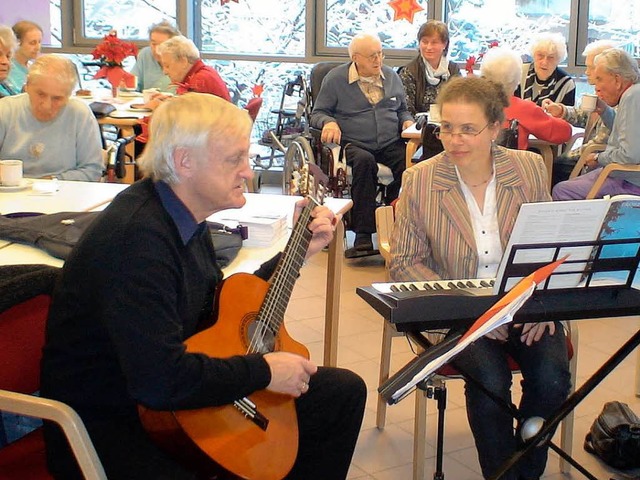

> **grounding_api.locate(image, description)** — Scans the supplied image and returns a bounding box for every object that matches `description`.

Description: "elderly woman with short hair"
[516,32,576,106]
[131,20,180,92]
[400,20,460,116]
[0,54,103,180]
[480,46,572,150]
[156,35,230,100]
[0,25,18,98]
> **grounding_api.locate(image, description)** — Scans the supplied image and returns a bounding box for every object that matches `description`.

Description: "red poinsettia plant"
[92,31,138,90]
[465,40,500,75]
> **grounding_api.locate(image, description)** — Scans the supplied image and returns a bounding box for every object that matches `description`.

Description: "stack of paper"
[224,213,287,247]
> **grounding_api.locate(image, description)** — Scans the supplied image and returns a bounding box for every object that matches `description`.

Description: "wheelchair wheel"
[282,136,315,195]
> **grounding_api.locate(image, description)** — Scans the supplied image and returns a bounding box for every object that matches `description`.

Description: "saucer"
[129,103,152,112]
[0,179,32,192]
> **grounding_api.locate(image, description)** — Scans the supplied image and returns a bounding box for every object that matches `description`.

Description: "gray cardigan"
[310,63,413,151]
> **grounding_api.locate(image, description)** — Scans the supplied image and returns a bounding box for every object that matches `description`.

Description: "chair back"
[245,97,263,122]
[309,62,343,107]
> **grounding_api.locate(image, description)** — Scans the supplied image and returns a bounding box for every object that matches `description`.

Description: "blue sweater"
[310,63,413,151]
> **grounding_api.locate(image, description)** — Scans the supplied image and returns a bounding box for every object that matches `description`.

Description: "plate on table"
[118,90,142,98]
[128,103,152,112]
[0,179,33,192]
[108,110,144,119]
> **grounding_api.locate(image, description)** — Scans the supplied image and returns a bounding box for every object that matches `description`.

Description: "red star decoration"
[220,0,239,4]
[388,0,424,23]
[251,84,264,97]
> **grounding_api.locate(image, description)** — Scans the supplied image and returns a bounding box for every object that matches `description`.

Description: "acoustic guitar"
[139,166,329,480]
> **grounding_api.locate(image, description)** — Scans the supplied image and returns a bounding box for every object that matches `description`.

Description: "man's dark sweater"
[40,178,273,422]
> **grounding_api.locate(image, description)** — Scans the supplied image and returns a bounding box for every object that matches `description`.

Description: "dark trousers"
[45,367,366,480]
[345,140,406,234]
[451,323,571,480]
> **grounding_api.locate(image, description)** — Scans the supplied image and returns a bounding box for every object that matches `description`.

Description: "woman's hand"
[516,321,555,346]
[541,99,564,118]
[485,324,509,342]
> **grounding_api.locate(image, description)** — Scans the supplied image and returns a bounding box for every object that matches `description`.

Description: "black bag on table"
[0,212,245,268]
[584,401,640,469]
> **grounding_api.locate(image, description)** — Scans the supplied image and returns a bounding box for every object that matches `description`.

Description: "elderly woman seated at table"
[515,32,575,107]
[130,20,180,92]
[399,20,460,116]
[0,26,19,98]
[7,20,43,94]
[480,46,572,150]
[146,35,230,109]
[0,54,103,181]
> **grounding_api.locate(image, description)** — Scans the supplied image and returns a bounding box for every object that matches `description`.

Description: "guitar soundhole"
[246,320,276,354]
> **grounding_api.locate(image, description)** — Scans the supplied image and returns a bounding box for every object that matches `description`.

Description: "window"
[199,0,306,57]
[445,0,572,63]
[76,0,176,42]
[319,0,431,55]
[585,0,640,57]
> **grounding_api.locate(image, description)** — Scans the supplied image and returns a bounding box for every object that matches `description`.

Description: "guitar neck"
[253,197,319,344]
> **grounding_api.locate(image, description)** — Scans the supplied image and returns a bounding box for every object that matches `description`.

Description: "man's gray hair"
[156,35,200,64]
[138,93,252,184]
[480,47,523,96]
[0,25,18,53]
[582,39,615,58]
[530,32,568,63]
[27,54,77,94]
[594,48,640,84]
[348,33,381,59]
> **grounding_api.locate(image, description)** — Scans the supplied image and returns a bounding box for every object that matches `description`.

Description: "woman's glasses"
[434,123,490,140]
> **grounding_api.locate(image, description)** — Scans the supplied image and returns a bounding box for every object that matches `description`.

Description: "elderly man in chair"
[553,48,640,200]
[310,33,413,258]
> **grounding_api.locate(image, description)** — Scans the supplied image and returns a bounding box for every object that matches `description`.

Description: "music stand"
[375,237,640,479]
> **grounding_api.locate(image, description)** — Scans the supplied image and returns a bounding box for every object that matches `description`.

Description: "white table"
[0,184,352,367]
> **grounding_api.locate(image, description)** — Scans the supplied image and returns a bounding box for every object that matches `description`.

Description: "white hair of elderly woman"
[0,25,18,53]
[530,32,568,63]
[156,35,200,64]
[27,54,77,95]
[582,39,616,58]
[480,46,523,96]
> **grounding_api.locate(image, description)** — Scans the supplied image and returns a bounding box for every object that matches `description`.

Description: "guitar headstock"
[296,162,329,205]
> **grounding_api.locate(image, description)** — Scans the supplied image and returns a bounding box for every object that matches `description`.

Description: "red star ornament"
[220,0,239,5]
[388,0,424,23]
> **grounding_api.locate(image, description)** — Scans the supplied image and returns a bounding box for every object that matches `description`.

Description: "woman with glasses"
[0,26,18,98]
[399,20,460,116]
[480,46,572,150]
[390,76,571,480]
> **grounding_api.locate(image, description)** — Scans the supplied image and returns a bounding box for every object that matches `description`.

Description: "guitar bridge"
[234,397,269,431]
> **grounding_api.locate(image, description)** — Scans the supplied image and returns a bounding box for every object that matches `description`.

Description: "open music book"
[494,195,640,294]
[382,257,567,404]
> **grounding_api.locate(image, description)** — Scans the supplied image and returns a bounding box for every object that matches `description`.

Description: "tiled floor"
[286,231,640,480]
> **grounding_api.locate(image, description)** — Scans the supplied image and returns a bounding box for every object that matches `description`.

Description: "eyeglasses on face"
[357,51,385,62]
[434,122,491,140]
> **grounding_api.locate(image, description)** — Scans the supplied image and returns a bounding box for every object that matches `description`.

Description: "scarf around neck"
[423,55,450,86]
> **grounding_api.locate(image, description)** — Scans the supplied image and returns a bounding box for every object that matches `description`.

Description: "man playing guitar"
[41,93,366,480]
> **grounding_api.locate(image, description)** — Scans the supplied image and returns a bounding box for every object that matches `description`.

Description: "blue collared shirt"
[154,180,206,245]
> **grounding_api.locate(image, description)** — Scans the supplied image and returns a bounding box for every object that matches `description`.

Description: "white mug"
[143,88,159,104]
[429,104,441,123]
[0,160,23,187]
[581,93,598,113]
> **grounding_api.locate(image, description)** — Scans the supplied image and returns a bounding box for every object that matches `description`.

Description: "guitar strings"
[247,201,314,354]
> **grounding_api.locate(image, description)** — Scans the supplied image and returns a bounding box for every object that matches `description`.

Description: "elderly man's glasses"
[434,123,490,140]
[357,51,385,62]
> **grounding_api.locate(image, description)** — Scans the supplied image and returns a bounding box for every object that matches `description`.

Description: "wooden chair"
[567,144,640,199]
[0,265,106,480]
[374,205,579,479]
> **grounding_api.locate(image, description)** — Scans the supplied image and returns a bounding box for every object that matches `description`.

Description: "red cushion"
[0,295,51,393]
[0,429,52,480]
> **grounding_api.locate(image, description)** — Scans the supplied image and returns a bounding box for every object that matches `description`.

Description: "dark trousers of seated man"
[45,367,365,480]
[345,139,406,235]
